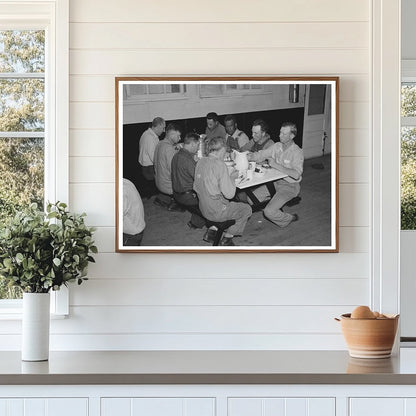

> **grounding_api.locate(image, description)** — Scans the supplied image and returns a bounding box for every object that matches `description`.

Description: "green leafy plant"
[0,202,97,293]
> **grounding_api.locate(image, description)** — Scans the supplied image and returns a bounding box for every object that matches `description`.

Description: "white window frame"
[0,0,69,317]
[371,0,401,320]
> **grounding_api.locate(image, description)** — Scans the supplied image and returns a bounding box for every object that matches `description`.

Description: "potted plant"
[0,202,97,361]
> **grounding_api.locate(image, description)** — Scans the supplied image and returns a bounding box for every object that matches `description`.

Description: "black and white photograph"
[116,77,338,252]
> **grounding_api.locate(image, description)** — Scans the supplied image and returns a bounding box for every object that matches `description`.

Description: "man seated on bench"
[248,122,304,228]
[193,136,252,246]
[153,123,184,212]
[171,132,206,229]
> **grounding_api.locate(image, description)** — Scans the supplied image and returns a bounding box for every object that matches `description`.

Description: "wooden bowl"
[337,313,399,359]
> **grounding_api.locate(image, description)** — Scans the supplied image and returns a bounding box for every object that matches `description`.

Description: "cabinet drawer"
[228,397,335,416]
[0,398,88,416]
[101,397,215,416]
[350,398,416,416]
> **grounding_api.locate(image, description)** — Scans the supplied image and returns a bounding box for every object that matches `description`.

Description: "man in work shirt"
[138,117,165,197]
[138,117,165,180]
[123,178,146,246]
[241,119,274,152]
[204,112,227,141]
[171,132,206,229]
[153,123,184,212]
[194,136,252,246]
[224,114,250,151]
[248,122,304,228]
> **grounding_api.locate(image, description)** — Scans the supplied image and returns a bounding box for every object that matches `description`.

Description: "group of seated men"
[202,111,274,153]
[129,112,304,246]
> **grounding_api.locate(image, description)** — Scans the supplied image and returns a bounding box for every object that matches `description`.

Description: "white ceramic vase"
[22,292,50,361]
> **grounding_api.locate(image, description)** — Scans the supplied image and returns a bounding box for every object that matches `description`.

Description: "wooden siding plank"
[70,0,369,23]
[50,305,361,334]
[339,156,369,183]
[70,129,115,157]
[0,332,346,351]
[70,156,115,183]
[339,183,369,227]
[339,129,369,157]
[70,278,368,306]
[70,22,368,50]
[85,252,369,279]
[70,49,368,76]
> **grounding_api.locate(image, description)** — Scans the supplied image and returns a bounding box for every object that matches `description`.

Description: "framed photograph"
[115,77,339,253]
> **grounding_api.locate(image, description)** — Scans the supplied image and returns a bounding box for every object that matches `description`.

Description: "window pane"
[401,83,416,117]
[0,30,45,73]
[127,84,146,96]
[0,30,45,301]
[0,79,44,132]
[148,85,164,94]
[166,84,180,93]
[401,126,416,230]
[0,137,44,218]
[308,85,326,115]
[200,84,223,96]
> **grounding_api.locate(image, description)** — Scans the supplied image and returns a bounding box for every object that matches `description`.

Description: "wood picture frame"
[115,77,339,253]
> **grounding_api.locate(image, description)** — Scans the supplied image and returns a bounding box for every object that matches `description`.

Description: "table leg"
[266,182,276,198]
[245,189,260,206]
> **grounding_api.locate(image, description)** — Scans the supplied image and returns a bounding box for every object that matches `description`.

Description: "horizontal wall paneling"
[70,49,369,76]
[70,22,368,50]
[70,278,368,306]
[69,0,369,23]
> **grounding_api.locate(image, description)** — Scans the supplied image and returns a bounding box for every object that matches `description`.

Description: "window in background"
[0,0,69,314]
[125,84,187,100]
[308,85,326,115]
[0,30,45,300]
[401,82,416,230]
[199,84,265,97]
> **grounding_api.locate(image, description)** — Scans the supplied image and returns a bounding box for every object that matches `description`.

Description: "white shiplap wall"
[60,0,371,350]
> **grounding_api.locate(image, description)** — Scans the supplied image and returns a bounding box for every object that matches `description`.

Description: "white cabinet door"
[228,398,335,416]
[0,398,88,416]
[101,398,215,416]
[350,398,416,416]
[350,398,404,416]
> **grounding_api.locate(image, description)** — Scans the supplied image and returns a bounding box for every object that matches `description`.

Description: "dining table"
[235,165,288,211]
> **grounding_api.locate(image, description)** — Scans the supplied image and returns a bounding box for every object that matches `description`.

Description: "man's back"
[138,127,159,166]
[154,140,176,195]
[194,156,235,219]
[171,148,196,193]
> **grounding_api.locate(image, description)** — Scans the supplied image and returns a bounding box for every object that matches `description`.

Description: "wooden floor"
[139,154,332,248]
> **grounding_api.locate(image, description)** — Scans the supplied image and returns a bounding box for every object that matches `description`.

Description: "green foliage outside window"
[401,127,416,229]
[401,81,416,230]
[402,84,416,118]
[0,30,45,298]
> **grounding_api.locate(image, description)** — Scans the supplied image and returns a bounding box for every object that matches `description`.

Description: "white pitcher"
[233,150,249,173]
